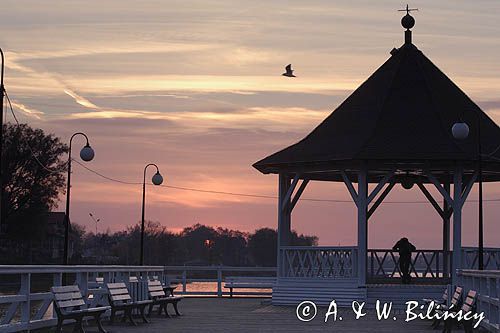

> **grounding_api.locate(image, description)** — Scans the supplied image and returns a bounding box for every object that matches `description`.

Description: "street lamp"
[452,118,483,270]
[89,212,101,236]
[63,133,95,265]
[140,163,163,265]
[89,213,101,264]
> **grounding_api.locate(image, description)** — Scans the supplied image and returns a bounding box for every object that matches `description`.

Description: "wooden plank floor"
[36,298,445,332]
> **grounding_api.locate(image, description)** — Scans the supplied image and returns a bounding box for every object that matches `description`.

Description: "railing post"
[52,273,62,319]
[369,250,373,279]
[281,248,286,277]
[217,267,223,297]
[20,273,31,327]
[182,270,187,293]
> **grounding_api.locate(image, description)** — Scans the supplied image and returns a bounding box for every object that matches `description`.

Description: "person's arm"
[410,243,416,252]
[392,241,400,251]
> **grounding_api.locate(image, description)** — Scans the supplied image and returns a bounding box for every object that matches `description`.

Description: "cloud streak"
[10,101,44,119]
[64,89,99,109]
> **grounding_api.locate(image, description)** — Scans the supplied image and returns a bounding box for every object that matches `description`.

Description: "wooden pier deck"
[36,298,441,332]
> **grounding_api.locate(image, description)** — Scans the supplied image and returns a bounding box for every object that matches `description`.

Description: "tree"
[1,123,68,239]
[247,228,277,267]
[247,228,318,266]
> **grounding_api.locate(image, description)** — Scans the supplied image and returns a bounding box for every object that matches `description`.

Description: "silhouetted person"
[393,237,416,284]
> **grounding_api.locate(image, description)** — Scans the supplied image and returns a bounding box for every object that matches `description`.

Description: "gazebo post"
[277,173,291,277]
[357,165,368,286]
[442,182,451,277]
[452,166,463,285]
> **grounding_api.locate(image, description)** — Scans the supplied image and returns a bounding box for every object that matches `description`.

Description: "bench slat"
[109,288,129,296]
[148,286,163,292]
[52,285,80,293]
[58,299,86,308]
[107,282,127,289]
[148,281,162,286]
[150,291,165,297]
[54,292,83,301]
[111,294,132,302]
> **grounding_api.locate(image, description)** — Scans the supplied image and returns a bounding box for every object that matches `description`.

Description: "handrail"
[164,265,276,271]
[0,265,164,274]
[369,248,444,252]
[281,246,357,250]
[459,269,500,278]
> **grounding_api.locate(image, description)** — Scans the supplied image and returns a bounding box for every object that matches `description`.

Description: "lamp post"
[89,213,100,236]
[89,213,100,264]
[63,133,95,265]
[140,163,163,265]
[1,48,5,227]
[452,118,484,270]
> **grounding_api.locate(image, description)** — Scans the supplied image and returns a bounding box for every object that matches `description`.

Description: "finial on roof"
[398,4,418,44]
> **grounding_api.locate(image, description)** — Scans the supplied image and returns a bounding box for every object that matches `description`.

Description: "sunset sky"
[1,0,499,248]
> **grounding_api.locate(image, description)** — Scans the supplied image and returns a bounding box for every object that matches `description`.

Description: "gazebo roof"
[254,20,500,182]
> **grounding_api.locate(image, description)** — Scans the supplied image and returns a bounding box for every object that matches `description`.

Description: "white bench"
[223,276,275,297]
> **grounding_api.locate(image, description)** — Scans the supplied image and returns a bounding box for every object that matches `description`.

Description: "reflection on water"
[175,282,271,296]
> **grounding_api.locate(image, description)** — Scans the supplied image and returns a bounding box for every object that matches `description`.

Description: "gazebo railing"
[458,269,500,332]
[368,249,450,281]
[281,246,357,278]
[462,247,500,270]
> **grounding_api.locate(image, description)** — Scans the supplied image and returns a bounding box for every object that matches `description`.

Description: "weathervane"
[398,4,418,16]
[398,4,418,44]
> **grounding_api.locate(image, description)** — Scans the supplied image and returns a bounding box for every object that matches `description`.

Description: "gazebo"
[253,11,500,305]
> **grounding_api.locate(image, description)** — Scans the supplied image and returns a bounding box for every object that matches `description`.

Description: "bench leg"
[95,313,107,333]
[139,305,149,323]
[158,303,163,316]
[463,320,473,333]
[230,288,233,298]
[73,317,85,333]
[110,309,115,324]
[148,303,154,317]
[442,317,455,333]
[163,303,171,318]
[56,318,64,333]
[121,310,127,322]
[432,317,441,329]
[127,308,137,326]
[173,301,182,316]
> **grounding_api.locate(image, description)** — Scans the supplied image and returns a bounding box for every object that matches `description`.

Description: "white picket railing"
[280,246,357,278]
[458,269,500,333]
[163,265,276,297]
[0,265,164,332]
[462,248,500,271]
[368,249,450,281]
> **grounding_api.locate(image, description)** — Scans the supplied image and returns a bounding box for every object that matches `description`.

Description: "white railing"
[368,249,450,281]
[462,248,500,270]
[458,269,500,333]
[0,265,164,333]
[163,265,276,297]
[280,246,357,278]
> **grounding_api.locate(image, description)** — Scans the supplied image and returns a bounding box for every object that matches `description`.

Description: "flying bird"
[282,64,296,77]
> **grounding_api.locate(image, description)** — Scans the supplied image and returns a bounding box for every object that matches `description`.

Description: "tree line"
[74,222,318,267]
